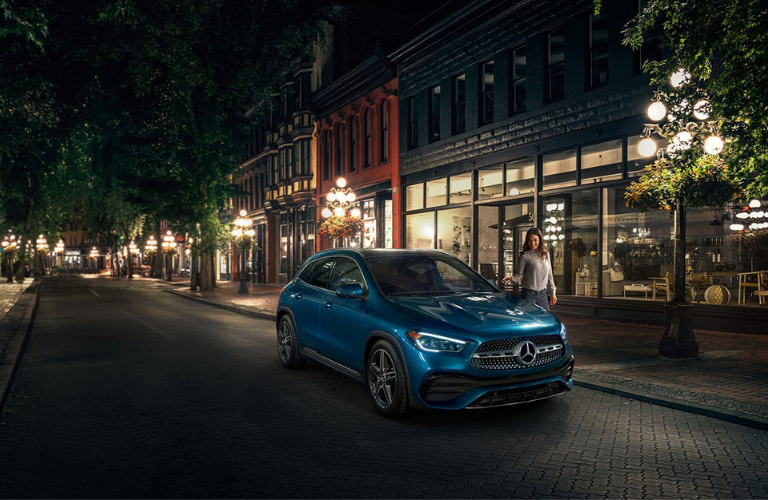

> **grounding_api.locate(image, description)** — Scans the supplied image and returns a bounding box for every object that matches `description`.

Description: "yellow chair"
[688,272,709,303]
[753,271,768,305]
[652,272,672,301]
[738,271,763,304]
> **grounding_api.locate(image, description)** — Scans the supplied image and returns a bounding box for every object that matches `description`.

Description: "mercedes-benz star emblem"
[515,340,537,365]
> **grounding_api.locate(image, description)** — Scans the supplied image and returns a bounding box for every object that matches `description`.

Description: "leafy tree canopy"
[622,0,768,198]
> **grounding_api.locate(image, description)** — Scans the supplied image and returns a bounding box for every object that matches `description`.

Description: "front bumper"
[416,355,575,410]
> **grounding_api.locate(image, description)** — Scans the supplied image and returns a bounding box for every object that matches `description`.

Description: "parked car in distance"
[276,248,574,418]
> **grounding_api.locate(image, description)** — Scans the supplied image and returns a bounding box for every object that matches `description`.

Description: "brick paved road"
[1,278,767,499]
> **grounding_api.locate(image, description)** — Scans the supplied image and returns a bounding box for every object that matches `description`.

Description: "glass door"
[502,203,534,288]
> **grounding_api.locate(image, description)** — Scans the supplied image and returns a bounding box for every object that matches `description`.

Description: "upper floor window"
[349,117,356,172]
[511,45,527,114]
[480,60,494,124]
[334,123,342,177]
[547,27,565,103]
[364,108,372,168]
[407,97,418,150]
[633,0,663,76]
[453,74,466,134]
[589,13,610,89]
[323,130,330,180]
[429,85,441,143]
[379,100,388,162]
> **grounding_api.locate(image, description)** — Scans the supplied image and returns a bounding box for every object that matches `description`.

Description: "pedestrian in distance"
[502,227,557,310]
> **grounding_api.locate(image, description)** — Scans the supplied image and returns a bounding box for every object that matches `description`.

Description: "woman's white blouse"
[511,250,556,294]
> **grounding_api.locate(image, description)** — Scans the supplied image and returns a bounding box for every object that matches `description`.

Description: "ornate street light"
[89,246,100,271]
[145,235,158,278]
[161,231,177,282]
[232,210,254,294]
[2,231,18,283]
[55,239,65,269]
[319,178,363,248]
[35,234,48,278]
[633,70,737,359]
[128,240,139,279]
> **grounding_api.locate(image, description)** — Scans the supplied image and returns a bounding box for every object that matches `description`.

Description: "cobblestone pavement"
[0,277,767,499]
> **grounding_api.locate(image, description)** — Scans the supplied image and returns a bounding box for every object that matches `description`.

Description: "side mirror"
[337,283,365,300]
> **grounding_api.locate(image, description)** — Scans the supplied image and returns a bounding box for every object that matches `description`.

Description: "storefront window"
[406,212,434,249]
[449,172,472,205]
[362,199,376,249]
[542,149,577,190]
[406,183,424,211]
[505,158,535,196]
[383,200,393,248]
[426,179,446,208]
[438,207,472,264]
[477,206,499,281]
[581,139,623,183]
[478,165,504,200]
[602,185,673,298]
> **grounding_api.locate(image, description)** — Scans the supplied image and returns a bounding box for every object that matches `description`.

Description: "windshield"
[366,254,498,296]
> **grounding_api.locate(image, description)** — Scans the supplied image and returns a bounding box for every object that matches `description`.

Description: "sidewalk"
[2,276,767,430]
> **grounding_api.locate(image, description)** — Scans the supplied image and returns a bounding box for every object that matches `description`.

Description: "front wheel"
[277,315,303,368]
[367,340,410,418]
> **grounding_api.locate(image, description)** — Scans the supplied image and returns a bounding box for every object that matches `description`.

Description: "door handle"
[293,293,303,300]
[324,300,333,309]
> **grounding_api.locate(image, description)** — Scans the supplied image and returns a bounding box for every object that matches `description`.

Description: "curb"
[164,288,277,321]
[0,282,41,413]
[574,377,768,431]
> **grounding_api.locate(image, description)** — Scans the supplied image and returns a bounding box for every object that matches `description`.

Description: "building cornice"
[312,54,396,118]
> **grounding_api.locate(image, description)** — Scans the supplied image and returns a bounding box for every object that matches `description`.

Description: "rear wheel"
[367,340,410,418]
[277,315,303,368]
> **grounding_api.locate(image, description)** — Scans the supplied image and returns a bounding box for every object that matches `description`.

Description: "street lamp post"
[2,231,18,283]
[320,177,362,248]
[161,231,177,282]
[232,210,254,295]
[55,239,65,271]
[145,235,158,278]
[636,69,727,359]
[35,234,48,279]
[128,240,139,279]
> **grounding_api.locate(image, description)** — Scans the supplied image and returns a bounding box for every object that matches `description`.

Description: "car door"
[318,256,369,371]
[289,257,335,350]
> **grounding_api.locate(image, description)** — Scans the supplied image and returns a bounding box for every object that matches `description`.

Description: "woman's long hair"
[521,227,548,260]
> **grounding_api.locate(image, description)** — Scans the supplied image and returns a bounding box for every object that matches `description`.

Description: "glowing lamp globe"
[347,192,356,202]
[703,136,724,155]
[647,102,667,121]
[326,192,336,202]
[638,137,657,157]
[693,100,710,120]
[749,199,761,208]
[729,224,744,231]
[673,131,693,150]
[670,68,691,88]
[336,177,347,188]
[321,208,332,218]
[351,208,361,218]
[334,207,345,217]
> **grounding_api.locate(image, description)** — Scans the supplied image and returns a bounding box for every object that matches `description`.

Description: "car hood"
[387,292,559,336]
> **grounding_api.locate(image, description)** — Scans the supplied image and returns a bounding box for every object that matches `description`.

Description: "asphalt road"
[1,278,767,499]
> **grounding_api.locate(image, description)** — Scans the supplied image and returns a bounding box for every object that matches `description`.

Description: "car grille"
[471,334,564,370]
[466,381,569,408]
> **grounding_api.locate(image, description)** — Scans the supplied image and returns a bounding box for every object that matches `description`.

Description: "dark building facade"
[390,0,766,333]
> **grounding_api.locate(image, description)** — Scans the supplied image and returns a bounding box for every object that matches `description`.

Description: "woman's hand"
[549,293,557,306]
[502,276,513,284]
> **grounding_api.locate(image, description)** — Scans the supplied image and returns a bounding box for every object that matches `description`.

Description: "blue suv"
[276,248,574,417]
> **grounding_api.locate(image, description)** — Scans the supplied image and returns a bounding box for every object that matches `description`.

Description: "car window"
[297,261,314,282]
[330,257,366,292]
[367,254,496,296]
[307,258,335,290]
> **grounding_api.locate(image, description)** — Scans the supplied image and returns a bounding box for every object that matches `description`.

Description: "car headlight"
[559,322,567,340]
[406,330,468,353]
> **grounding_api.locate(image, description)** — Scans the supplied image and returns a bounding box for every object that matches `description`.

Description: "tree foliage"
[0,0,323,263]
[623,0,768,198]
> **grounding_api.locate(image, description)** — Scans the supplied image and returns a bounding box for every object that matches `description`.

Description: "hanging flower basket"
[318,214,364,240]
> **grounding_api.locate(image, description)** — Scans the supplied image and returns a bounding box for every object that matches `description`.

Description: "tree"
[623,0,768,198]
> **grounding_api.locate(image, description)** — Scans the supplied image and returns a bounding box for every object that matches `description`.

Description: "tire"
[277,315,303,368]
[367,340,410,418]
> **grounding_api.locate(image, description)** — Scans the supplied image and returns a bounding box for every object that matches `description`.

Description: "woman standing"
[502,227,557,310]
